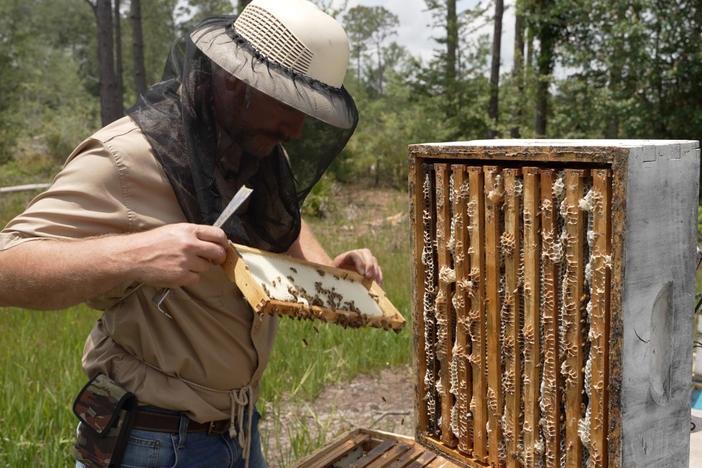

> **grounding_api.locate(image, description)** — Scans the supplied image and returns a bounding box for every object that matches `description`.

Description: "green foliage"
[310,0,348,18]
[342,5,400,95]
[0,0,98,167]
[262,403,337,466]
[0,0,35,164]
[261,188,411,407]
[120,0,179,104]
[176,0,233,35]
[548,0,702,142]
[0,154,59,187]
[331,0,496,188]
[0,306,101,466]
[301,173,339,219]
[0,117,20,166]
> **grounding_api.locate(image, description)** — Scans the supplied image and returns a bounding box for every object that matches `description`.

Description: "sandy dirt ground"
[259,365,415,467]
[261,371,702,467]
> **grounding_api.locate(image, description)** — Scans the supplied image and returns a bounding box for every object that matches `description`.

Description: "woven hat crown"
[234,0,349,88]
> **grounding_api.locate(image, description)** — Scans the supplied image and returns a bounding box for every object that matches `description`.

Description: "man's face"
[213,71,306,158]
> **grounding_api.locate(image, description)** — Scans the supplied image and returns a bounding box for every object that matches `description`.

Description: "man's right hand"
[124,223,228,288]
[0,223,229,310]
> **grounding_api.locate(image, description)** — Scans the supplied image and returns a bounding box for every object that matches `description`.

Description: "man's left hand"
[332,248,383,285]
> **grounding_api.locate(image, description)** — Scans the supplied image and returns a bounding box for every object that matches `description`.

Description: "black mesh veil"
[127,15,358,252]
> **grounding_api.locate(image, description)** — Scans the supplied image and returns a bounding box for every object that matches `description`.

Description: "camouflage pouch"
[71,373,137,468]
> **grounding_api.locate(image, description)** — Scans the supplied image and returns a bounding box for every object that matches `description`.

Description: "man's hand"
[0,223,228,310]
[125,223,228,288]
[286,220,384,285]
[332,248,383,285]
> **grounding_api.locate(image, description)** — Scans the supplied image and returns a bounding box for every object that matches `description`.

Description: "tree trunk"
[525,10,535,132]
[356,52,362,83]
[605,115,620,139]
[113,0,123,115]
[605,63,621,138]
[446,0,458,118]
[91,0,121,126]
[487,0,504,138]
[130,0,147,94]
[510,8,524,138]
[446,0,457,85]
[376,46,383,94]
[526,24,534,80]
[534,2,557,137]
[534,53,551,137]
[238,0,251,15]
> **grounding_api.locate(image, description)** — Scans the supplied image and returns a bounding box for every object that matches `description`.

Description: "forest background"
[1,0,702,196]
[1,0,702,466]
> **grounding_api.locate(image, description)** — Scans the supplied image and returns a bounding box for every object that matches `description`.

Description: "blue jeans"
[76,407,266,468]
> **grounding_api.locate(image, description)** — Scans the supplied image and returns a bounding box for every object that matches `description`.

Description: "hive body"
[408,140,700,468]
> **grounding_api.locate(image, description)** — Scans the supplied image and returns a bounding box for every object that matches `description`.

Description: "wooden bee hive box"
[408,140,700,468]
[291,428,462,468]
[222,243,405,331]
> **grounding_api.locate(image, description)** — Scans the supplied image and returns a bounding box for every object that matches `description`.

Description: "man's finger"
[196,243,227,265]
[192,225,228,264]
[332,249,383,284]
[195,225,228,245]
[186,257,209,273]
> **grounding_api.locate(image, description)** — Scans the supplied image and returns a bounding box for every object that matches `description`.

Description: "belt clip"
[208,420,218,435]
[208,420,227,435]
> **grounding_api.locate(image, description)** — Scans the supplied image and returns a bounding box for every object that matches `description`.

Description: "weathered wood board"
[617,143,700,467]
[291,428,462,468]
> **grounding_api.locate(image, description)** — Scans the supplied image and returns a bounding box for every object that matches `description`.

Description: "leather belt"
[132,408,229,435]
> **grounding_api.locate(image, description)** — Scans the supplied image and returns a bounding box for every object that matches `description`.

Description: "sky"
[330,0,516,70]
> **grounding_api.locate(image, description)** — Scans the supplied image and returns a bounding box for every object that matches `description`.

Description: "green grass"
[0,186,412,467]
[262,402,340,467]
[0,306,101,466]
[261,190,412,403]
[256,188,412,465]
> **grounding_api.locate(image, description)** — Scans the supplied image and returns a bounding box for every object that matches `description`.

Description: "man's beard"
[239,132,287,158]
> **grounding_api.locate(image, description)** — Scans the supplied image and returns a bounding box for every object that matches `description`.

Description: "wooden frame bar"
[521,167,541,467]
[540,169,561,468]
[483,166,503,466]
[293,431,371,467]
[222,244,405,331]
[410,159,430,437]
[407,452,438,467]
[590,169,612,468]
[388,446,425,467]
[291,429,461,468]
[451,165,472,455]
[502,168,522,467]
[434,164,457,447]
[365,443,412,468]
[350,439,397,467]
[421,164,440,437]
[563,169,587,468]
[467,167,488,462]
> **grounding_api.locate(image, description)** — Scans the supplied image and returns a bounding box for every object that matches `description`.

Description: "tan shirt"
[0,116,277,423]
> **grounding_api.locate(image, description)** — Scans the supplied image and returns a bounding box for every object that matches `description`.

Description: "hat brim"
[191,25,356,129]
